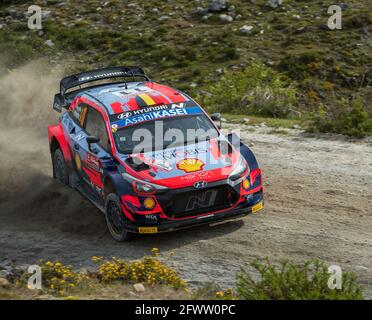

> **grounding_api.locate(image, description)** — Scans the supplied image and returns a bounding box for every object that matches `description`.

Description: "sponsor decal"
[110,102,204,128]
[86,153,100,172]
[177,158,204,173]
[75,132,86,141]
[116,103,187,120]
[151,147,208,161]
[78,71,128,82]
[138,227,158,234]
[252,202,264,214]
[148,159,172,171]
[180,170,214,182]
[111,124,118,133]
[145,214,158,222]
[193,181,208,189]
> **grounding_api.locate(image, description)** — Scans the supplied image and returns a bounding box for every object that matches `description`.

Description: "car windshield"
[113,114,219,154]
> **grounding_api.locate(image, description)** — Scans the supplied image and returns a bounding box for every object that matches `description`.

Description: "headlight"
[229,157,248,181]
[122,173,169,195]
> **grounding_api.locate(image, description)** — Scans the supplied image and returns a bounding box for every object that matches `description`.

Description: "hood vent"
[125,157,150,172]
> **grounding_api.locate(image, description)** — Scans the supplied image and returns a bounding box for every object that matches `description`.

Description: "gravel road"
[0,123,371,297]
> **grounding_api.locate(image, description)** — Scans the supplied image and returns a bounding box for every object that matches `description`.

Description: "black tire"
[53,148,69,186]
[105,193,133,242]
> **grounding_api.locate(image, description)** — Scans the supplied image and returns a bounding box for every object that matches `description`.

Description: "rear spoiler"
[53,66,151,112]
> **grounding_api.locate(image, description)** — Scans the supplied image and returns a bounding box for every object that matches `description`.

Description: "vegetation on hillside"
[0,0,370,136]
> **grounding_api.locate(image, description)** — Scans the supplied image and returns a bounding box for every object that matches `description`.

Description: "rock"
[133,283,145,293]
[158,15,170,21]
[151,8,159,14]
[7,8,20,19]
[227,5,236,17]
[45,40,55,47]
[293,124,301,129]
[267,0,283,9]
[0,24,3,30]
[208,0,228,13]
[219,14,233,23]
[240,25,254,34]
[243,118,250,124]
[356,266,368,271]
[195,7,208,16]
[0,277,10,288]
[202,14,212,21]
[292,14,301,19]
[189,82,197,88]
[35,295,59,300]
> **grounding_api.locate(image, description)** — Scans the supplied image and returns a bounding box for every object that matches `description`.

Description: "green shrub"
[199,63,298,118]
[236,259,364,300]
[309,97,372,138]
[278,51,323,80]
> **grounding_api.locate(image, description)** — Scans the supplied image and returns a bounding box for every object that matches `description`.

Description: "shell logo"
[177,158,205,173]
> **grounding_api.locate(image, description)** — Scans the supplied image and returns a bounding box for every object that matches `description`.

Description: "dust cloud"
[0,60,105,236]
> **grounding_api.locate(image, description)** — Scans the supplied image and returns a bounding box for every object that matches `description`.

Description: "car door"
[74,104,112,197]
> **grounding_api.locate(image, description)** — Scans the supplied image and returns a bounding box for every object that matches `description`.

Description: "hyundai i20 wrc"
[48,66,264,241]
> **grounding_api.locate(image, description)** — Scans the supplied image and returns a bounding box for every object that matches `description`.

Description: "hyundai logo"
[118,112,132,119]
[193,181,208,189]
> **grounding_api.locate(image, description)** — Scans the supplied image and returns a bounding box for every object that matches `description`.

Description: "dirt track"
[0,63,371,297]
[0,122,371,296]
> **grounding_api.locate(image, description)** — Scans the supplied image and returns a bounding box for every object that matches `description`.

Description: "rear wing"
[53,66,151,112]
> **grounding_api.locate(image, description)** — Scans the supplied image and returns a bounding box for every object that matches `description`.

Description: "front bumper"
[123,192,264,234]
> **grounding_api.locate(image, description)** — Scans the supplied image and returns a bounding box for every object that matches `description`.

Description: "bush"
[94,248,187,290]
[278,51,323,81]
[199,63,298,118]
[309,97,372,138]
[236,259,364,300]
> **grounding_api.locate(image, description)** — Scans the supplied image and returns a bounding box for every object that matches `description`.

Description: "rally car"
[48,66,264,241]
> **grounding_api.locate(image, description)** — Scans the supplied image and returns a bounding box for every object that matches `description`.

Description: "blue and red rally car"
[48,67,264,241]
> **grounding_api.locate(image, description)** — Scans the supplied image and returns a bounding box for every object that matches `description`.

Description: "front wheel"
[105,193,133,242]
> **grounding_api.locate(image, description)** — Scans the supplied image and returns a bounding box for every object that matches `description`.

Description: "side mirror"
[53,94,64,113]
[211,113,222,129]
[86,136,100,153]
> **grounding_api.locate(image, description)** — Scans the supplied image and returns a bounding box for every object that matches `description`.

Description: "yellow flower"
[151,248,159,257]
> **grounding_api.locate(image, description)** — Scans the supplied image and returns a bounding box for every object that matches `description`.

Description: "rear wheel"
[53,149,69,186]
[105,193,133,242]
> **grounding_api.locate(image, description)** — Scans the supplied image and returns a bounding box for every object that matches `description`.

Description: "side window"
[84,107,110,151]
[70,103,87,127]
